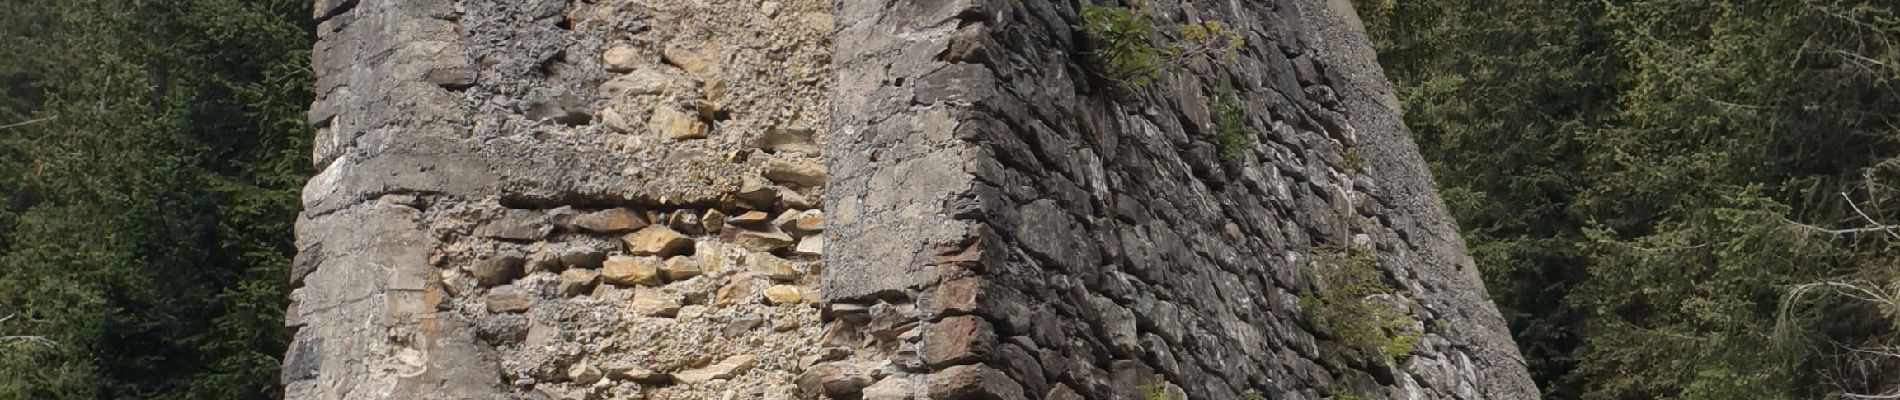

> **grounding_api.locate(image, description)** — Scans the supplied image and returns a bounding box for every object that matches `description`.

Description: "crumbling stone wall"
[821,0,1538,399]
[288,0,835,398]
[287,0,1535,399]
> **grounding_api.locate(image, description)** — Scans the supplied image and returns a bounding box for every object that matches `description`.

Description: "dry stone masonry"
[286,0,1536,399]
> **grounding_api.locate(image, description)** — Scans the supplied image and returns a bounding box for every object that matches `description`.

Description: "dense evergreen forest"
[0,0,313,399]
[1363,0,1900,398]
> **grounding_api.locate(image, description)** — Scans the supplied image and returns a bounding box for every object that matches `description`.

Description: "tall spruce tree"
[0,0,312,399]
[1365,0,1900,398]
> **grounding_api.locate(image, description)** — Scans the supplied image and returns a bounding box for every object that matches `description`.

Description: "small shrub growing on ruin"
[1139,381,1169,400]
[1082,2,1163,83]
[1213,93,1256,163]
[1299,246,1422,363]
[1081,0,1243,85]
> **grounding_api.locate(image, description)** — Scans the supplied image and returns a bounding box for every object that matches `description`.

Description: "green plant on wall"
[1300,245,1422,364]
[1136,375,1187,400]
[1213,92,1256,163]
[1343,147,1366,171]
[1081,0,1244,85]
[1138,380,1170,400]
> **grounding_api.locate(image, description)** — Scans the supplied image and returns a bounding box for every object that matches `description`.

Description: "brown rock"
[603,361,668,384]
[662,46,718,76]
[870,316,917,343]
[773,316,801,332]
[663,256,702,280]
[600,69,671,96]
[568,363,603,384]
[771,210,800,231]
[801,347,853,368]
[525,251,561,274]
[782,209,824,234]
[764,285,804,305]
[630,288,682,317]
[471,252,526,287]
[570,208,647,233]
[923,316,998,368]
[666,210,702,234]
[476,211,550,241]
[673,355,755,383]
[601,105,638,133]
[602,256,664,286]
[439,269,465,298]
[754,126,819,156]
[701,209,726,233]
[863,377,919,400]
[536,386,588,400]
[793,235,824,257]
[485,286,533,313]
[694,99,722,121]
[928,277,986,315]
[733,177,779,208]
[601,45,642,73]
[691,241,732,272]
[763,158,827,188]
[558,247,608,269]
[796,363,874,397]
[590,284,632,302]
[728,227,796,252]
[558,268,600,297]
[748,253,801,281]
[1044,384,1084,400]
[622,226,694,257]
[713,275,759,306]
[703,77,730,101]
[819,321,855,348]
[780,187,817,209]
[729,210,772,226]
[650,106,708,140]
[926,365,1024,400]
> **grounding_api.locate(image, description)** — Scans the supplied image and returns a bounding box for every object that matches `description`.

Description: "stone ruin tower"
[284,0,1539,399]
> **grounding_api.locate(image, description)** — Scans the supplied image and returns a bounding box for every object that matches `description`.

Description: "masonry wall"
[287,0,835,398]
[286,0,1536,399]
[823,0,1538,399]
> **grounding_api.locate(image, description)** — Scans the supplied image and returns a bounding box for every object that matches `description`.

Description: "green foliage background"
[0,0,312,399]
[1362,0,1900,398]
